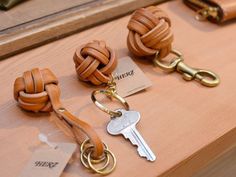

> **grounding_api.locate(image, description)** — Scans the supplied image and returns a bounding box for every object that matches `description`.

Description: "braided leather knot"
[14,68,58,112]
[73,40,117,85]
[127,6,173,59]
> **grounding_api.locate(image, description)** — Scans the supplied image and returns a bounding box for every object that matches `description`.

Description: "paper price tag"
[19,143,76,177]
[113,57,152,97]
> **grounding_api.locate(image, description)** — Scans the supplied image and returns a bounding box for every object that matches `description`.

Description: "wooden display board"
[0,0,167,59]
[0,1,236,177]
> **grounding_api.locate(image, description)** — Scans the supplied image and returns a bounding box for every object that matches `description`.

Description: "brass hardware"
[87,149,116,175]
[91,75,130,118]
[196,7,219,21]
[80,139,108,164]
[57,107,66,113]
[153,50,220,87]
[187,0,220,21]
[80,139,116,175]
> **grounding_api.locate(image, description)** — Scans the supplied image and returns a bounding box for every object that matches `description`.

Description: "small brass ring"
[195,70,220,87]
[80,146,110,171]
[91,89,129,118]
[87,149,116,175]
[153,49,183,72]
[81,146,93,169]
[80,139,108,163]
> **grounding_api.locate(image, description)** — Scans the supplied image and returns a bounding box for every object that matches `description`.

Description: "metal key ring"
[80,146,110,171]
[80,139,108,163]
[91,89,130,118]
[87,149,116,175]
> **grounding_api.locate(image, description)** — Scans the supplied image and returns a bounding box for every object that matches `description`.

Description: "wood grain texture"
[0,0,93,30]
[0,1,236,177]
[0,0,167,59]
[193,147,236,177]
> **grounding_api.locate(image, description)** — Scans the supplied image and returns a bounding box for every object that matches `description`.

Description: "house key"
[107,109,156,162]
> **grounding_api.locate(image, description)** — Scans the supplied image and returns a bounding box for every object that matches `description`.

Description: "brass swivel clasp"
[153,50,220,87]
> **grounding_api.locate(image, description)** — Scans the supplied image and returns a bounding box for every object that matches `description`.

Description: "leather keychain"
[127,6,220,87]
[73,40,128,117]
[73,40,156,162]
[13,68,116,175]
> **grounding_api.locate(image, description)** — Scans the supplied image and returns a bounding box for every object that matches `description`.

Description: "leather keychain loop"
[127,6,220,87]
[14,68,104,157]
[13,68,116,174]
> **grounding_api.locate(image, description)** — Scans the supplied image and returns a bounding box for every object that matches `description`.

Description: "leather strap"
[73,40,117,85]
[14,68,104,158]
[127,6,173,59]
[210,0,236,22]
[184,0,236,23]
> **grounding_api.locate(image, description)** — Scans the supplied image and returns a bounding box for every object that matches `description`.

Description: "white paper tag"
[19,143,76,177]
[113,56,152,97]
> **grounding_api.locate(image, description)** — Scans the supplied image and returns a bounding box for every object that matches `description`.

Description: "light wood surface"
[0,0,167,59]
[0,1,236,177]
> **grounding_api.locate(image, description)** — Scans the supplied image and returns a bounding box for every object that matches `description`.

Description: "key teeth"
[149,156,156,162]
[127,137,139,147]
[137,147,156,162]
[124,134,138,146]
[137,148,146,157]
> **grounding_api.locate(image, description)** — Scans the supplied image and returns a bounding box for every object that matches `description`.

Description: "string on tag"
[38,133,58,149]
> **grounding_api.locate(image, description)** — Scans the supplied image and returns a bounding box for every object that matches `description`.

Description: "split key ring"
[91,89,130,118]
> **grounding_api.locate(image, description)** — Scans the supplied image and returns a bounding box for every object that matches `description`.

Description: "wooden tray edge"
[0,0,167,60]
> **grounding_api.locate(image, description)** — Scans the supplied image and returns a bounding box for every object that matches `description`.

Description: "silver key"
[107,109,156,161]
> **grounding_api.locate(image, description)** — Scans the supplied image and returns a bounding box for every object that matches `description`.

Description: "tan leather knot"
[73,40,117,85]
[127,6,174,59]
[14,68,58,112]
[14,68,105,158]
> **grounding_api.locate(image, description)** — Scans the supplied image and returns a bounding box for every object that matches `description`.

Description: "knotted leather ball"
[73,40,117,85]
[14,68,59,112]
[127,6,173,59]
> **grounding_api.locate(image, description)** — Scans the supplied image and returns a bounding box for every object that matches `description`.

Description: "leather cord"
[13,68,104,158]
[127,6,174,59]
[73,40,117,85]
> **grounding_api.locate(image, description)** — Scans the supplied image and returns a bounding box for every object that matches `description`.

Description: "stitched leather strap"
[127,6,173,59]
[73,40,117,85]
[14,68,104,158]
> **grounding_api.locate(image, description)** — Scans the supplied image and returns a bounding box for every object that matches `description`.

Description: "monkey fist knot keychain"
[73,40,117,85]
[14,68,116,175]
[14,68,57,112]
[73,41,156,162]
[127,6,220,87]
[127,6,173,59]
[73,40,129,118]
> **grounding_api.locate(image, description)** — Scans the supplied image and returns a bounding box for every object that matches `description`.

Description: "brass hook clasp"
[153,50,220,87]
